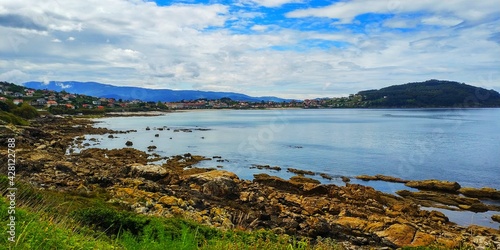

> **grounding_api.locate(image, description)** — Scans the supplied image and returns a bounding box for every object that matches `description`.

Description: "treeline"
[358,79,500,108]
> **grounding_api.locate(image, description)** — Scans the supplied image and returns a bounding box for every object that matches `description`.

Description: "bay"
[77,108,500,228]
[85,108,500,190]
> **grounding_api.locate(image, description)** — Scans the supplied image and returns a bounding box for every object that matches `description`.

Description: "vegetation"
[0,176,341,250]
[357,79,500,108]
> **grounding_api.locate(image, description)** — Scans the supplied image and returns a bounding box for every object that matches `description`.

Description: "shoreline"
[3,116,499,249]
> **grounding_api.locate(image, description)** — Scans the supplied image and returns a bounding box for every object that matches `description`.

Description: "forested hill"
[357,80,500,108]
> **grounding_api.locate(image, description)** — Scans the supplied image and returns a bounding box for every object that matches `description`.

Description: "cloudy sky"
[1,0,499,98]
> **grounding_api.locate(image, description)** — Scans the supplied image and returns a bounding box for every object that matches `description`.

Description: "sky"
[0,0,499,99]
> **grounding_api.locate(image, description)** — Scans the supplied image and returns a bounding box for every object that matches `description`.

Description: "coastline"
[2,116,499,249]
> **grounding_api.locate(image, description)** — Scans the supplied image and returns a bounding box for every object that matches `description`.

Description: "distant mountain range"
[22,81,290,102]
[357,79,500,108]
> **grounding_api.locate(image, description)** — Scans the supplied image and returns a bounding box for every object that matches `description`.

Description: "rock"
[287,168,315,176]
[396,190,490,211]
[492,214,500,223]
[186,170,240,198]
[429,210,449,223]
[355,174,408,183]
[376,224,416,247]
[290,175,320,185]
[374,174,408,183]
[158,195,184,207]
[356,175,379,181]
[341,176,351,183]
[411,231,435,247]
[125,141,133,146]
[459,187,500,200]
[319,173,333,180]
[127,163,168,181]
[250,165,281,171]
[253,173,302,193]
[155,134,159,137]
[405,179,461,192]
[108,134,114,138]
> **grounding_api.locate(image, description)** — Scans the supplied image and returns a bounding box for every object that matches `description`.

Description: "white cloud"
[0,0,498,98]
[0,69,30,83]
[55,81,72,89]
[249,0,304,8]
[286,0,499,24]
[421,16,463,27]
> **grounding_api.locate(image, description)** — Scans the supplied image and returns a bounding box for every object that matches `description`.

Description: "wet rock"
[250,165,282,171]
[341,176,351,183]
[405,179,461,192]
[492,214,500,223]
[459,187,500,200]
[319,173,333,180]
[355,174,408,183]
[356,175,379,181]
[290,175,320,185]
[287,168,315,176]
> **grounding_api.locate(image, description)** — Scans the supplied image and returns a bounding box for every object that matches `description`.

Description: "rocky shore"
[1,116,499,249]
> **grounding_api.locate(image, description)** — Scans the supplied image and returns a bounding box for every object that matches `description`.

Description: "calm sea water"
[81,108,500,227]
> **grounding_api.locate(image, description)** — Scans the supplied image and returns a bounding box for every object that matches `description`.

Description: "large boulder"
[127,163,168,181]
[405,179,461,192]
[186,170,240,199]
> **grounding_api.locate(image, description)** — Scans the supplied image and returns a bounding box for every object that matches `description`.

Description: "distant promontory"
[355,79,500,108]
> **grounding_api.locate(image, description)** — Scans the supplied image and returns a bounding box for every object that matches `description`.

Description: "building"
[46,100,58,107]
[13,99,24,105]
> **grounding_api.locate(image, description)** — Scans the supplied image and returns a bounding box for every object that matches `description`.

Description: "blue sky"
[0,0,499,98]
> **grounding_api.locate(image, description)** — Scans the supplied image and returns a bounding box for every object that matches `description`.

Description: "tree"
[0,101,11,112]
[12,103,39,119]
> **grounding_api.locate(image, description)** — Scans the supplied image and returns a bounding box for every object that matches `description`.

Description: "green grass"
[0,176,341,250]
[0,111,29,125]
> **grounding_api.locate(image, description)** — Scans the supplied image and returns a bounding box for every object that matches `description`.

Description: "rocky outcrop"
[396,190,497,212]
[287,168,315,176]
[405,179,461,192]
[459,187,500,200]
[356,174,408,183]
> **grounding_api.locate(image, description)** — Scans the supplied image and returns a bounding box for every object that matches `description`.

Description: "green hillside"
[358,80,500,108]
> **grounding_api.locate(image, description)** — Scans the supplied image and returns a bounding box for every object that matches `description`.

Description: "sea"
[77,108,500,228]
